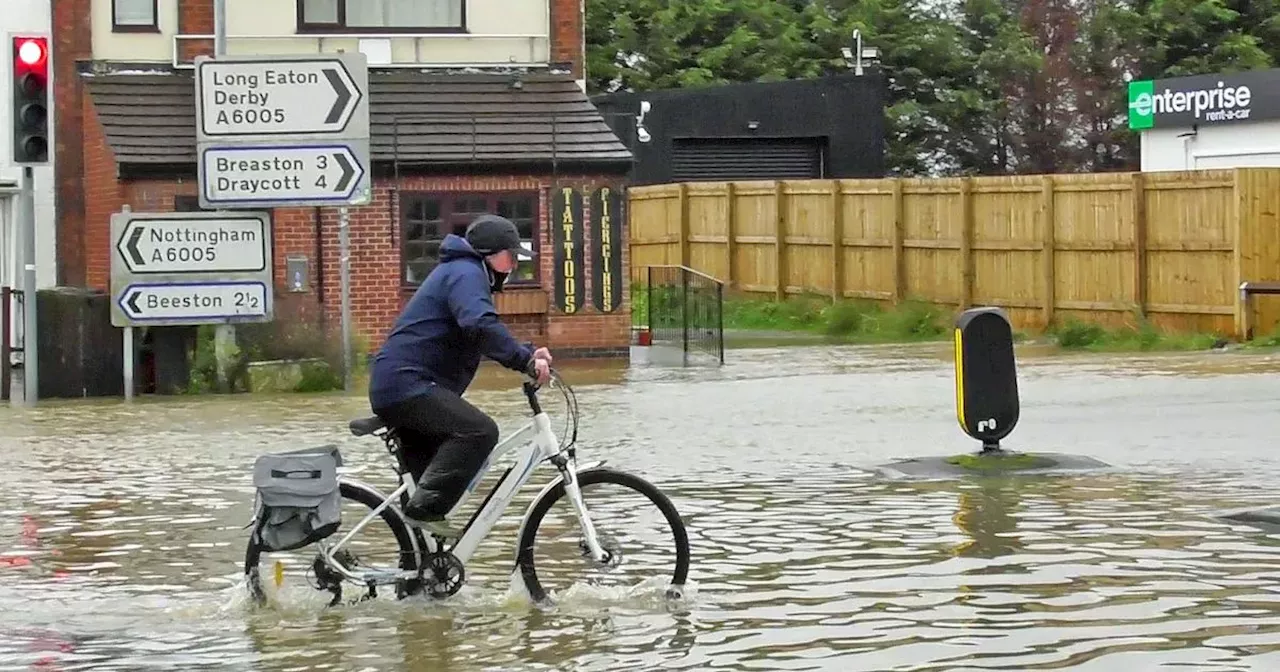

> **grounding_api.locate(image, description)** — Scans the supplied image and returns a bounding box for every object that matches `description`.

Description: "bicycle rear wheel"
[515,468,690,606]
[244,481,422,607]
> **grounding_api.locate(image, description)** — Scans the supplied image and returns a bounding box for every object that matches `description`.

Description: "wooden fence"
[628,169,1280,338]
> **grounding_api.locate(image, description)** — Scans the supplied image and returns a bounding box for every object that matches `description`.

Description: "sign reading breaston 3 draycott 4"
[1128,67,1280,130]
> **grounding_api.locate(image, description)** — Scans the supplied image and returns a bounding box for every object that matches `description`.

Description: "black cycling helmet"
[465,214,534,259]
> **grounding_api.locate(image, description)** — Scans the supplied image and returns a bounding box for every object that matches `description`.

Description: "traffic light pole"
[20,167,36,406]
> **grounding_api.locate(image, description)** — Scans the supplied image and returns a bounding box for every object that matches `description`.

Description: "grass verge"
[1048,317,1226,352]
[633,286,1234,353]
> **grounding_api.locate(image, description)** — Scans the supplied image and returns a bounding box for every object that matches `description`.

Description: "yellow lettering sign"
[599,188,613,311]
[559,187,577,313]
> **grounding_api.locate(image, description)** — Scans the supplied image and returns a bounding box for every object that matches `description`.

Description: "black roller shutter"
[670,137,825,181]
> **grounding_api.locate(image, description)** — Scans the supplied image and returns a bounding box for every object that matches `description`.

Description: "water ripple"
[3,346,1280,669]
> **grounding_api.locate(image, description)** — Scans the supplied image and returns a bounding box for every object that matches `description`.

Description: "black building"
[591,71,886,185]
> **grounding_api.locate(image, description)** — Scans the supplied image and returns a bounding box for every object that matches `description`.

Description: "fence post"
[1041,175,1056,329]
[717,281,725,365]
[681,268,689,366]
[1132,172,1147,320]
[774,180,786,301]
[892,178,905,304]
[831,179,845,302]
[1,286,9,402]
[677,183,690,268]
[959,176,974,310]
[725,182,737,290]
[646,266,653,333]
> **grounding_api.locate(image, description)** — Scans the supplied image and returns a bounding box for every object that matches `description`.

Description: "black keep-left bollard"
[953,307,1019,452]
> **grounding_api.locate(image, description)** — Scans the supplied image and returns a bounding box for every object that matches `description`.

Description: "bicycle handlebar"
[521,367,580,449]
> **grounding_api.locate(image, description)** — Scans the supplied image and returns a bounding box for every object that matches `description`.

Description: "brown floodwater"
[4,343,1280,670]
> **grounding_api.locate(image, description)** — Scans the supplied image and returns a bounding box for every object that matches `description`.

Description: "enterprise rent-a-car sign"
[1128,67,1280,130]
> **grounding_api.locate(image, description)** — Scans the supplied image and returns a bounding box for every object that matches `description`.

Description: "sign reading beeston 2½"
[590,186,624,313]
[552,186,585,315]
[193,53,371,210]
[1128,67,1280,130]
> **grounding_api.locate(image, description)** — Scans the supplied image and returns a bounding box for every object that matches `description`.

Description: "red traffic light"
[14,37,47,69]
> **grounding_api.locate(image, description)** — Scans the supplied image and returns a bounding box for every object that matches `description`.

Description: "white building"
[1131,67,1280,170]
[1,0,56,366]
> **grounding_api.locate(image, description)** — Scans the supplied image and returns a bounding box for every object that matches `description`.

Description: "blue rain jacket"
[368,234,533,409]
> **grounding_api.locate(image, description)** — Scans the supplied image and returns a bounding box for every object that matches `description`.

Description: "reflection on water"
[4,345,1280,669]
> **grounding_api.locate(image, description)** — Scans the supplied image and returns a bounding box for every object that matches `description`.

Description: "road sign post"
[109,211,274,329]
[194,51,370,388]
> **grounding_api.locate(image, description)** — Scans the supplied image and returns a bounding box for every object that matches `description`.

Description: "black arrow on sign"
[324,68,352,125]
[125,227,145,267]
[126,290,141,315]
[334,152,355,192]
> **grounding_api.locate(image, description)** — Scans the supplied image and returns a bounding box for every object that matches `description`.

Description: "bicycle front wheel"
[515,467,690,605]
[243,481,422,607]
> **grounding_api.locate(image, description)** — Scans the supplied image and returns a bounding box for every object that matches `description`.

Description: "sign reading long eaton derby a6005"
[194,52,371,210]
[195,55,367,137]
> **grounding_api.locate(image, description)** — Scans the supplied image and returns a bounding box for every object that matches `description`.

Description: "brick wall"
[550,0,585,79]
[178,0,215,61]
[51,0,93,286]
[99,172,630,358]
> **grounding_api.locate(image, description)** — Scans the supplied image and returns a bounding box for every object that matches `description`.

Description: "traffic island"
[875,449,1111,479]
[875,306,1111,479]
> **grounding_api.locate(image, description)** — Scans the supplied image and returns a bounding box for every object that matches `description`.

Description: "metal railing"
[641,265,725,366]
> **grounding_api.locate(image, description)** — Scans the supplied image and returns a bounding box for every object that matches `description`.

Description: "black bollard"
[953,307,1019,453]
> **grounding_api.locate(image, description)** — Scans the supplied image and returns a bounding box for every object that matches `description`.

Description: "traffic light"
[10,33,49,165]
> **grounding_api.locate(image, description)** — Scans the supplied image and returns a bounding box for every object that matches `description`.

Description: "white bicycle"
[242,369,691,607]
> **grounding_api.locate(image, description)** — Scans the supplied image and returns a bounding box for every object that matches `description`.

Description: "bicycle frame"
[318,392,610,588]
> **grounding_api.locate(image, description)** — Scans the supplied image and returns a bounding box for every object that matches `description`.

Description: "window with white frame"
[299,0,465,31]
[113,0,158,31]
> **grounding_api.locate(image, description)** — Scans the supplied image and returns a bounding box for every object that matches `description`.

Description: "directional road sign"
[114,212,268,274]
[109,210,275,328]
[117,281,269,323]
[194,54,367,138]
[193,52,372,210]
[198,141,370,209]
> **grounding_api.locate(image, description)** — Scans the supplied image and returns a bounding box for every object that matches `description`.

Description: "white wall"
[91,0,551,66]
[0,0,56,292]
[1140,120,1280,171]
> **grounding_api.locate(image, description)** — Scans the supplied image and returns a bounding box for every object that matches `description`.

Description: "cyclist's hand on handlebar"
[533,347,553,364]
[531,358,552,386]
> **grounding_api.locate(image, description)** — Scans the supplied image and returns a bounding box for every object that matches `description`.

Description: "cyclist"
[368,213,553,538]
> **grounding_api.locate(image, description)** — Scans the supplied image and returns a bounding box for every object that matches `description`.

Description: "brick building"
[50,0,634,361]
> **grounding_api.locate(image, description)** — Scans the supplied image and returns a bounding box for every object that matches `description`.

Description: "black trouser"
[373,386,500,517]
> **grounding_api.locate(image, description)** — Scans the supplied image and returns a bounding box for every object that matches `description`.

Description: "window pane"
[302,0,339,23]
[344,0,462,27]
[114,0,155,25]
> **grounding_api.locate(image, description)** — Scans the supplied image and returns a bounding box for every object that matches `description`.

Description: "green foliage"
[184,321,349,394]
[946,451,1058,471]
[586,0,1280,175]
[1050,316,1224,352]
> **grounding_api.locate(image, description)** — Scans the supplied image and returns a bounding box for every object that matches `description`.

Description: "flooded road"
[5,343,1280,670]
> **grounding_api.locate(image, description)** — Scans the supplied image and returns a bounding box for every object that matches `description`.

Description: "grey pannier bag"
[250,445,344,553]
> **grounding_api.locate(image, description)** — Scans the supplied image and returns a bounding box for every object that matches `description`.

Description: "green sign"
[1127,68,1280,130]
[1127,80,1156,130]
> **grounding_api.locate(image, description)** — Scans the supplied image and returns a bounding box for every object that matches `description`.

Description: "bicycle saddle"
[348,416,386,437]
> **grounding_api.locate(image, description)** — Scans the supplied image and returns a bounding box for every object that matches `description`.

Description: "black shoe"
[403,491,463,539]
